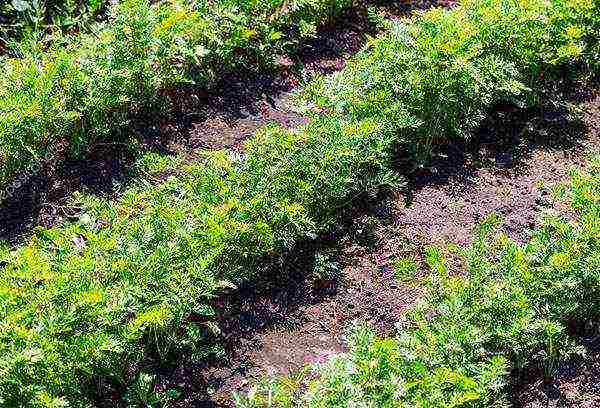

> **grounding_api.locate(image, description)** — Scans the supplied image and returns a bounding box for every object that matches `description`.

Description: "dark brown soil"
[393,111,598,247]
[515,346,600,408]
[0,143,136,244]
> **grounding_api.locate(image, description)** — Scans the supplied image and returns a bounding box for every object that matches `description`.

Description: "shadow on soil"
[0,143,137,244]
[512,320,600,407]
[399,82,596,207]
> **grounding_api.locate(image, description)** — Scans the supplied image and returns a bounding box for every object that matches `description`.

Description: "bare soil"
[515,354,600,408]
[514,329,600,408]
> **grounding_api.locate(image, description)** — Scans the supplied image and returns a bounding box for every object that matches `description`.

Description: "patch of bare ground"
[140,89,600,407]
[392,100,599,248]
[514,351,600,408]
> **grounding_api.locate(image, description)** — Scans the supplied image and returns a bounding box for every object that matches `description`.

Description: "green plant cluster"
[0,0,599,405]
[0,0,108,41]
[0,0,352,196]
[301,0,599,161]
[237,159,600,407]
[0,119,396,406]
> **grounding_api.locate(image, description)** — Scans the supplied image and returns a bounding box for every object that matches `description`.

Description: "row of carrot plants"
[0,0,353,196]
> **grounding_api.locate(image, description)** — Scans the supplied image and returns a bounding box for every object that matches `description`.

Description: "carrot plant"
[301,0,599,161]
[0,0,109,41]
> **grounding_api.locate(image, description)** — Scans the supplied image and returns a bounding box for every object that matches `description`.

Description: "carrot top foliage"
[0,0,110,42]
[0,0,352,196]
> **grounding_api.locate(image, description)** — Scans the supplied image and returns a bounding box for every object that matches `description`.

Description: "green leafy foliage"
[301,0,600,162]
[0,0,353,196]
[238,159,600,407]
[393,255,418,282]
[0,116,396,406]
[0,0,109,41]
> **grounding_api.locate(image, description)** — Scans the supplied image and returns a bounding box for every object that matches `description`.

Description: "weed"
[393,255,418,282]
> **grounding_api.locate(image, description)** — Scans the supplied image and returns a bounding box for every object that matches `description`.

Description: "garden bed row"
[0,0,355,197]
